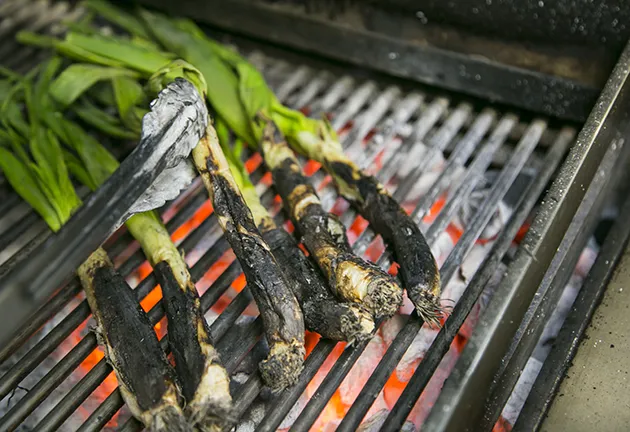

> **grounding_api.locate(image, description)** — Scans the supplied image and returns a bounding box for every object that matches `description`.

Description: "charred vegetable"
[28,32,308,389]
[259,121,402,319]
[190,121,305,390]
[0,63,188,432]
[284,116,442,325]
[50,115,232,430]
[135,10,402,320]
[215,120,375,342]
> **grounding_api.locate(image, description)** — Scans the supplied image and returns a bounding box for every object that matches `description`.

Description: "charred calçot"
[262,124,403,321]
[261,227,375,342]
[125,212,232,431]
[329,160,442,324]
[152,260,232,431]
[77,248,189,432]
[192,125,305,391]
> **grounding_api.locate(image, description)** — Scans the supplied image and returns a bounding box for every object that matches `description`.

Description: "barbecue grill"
[1,0,630,431]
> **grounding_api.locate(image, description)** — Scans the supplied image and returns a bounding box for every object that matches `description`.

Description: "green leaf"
[112,75,145,134]
[33,57,62,113]
[58,118,120,187]
[50,64,140,107]
[72,98,138,140]
[17,31,127,68]
[84,0,152,39]
[0,146,62,231]
[64,150,98,190]
[138,9,257,145]
[65,32,174,75]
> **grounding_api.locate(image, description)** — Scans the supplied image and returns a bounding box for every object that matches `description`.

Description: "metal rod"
[479,129,627,431]
[513,193,630,432]
[380,126,576,431]
[422,38,630,432]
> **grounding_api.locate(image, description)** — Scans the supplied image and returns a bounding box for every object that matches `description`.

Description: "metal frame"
[422,39,630,432]
[513,192,630,431]
[138,0,601,122]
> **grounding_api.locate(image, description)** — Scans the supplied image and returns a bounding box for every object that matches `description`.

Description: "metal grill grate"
[3,1,628,431]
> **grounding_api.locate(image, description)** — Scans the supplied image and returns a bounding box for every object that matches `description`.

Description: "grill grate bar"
[330,81,378,131]
[310,76,355,119]
[282,114,519,432]
[381,126,576,431]
[350,102,470,255]
[275,65,312,102]
[255,101,489,432]
[288,70,333,110]
[335,119,550,432]
[438,120,547,288]
[424,116,518,243]
[400,109,497,223]
[57,61,397,430]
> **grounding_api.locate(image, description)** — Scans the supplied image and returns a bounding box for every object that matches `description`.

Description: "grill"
[1,1,630,431]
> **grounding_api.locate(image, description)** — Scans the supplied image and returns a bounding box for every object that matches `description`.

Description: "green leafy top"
[0,61,82,232]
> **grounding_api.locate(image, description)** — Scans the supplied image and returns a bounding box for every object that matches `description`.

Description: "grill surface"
[0,1,628,431]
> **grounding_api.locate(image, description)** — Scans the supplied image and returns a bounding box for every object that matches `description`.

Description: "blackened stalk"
[125,213,232,431]
[234,163,375,343]
[261,122,403,320]
[191,124,305,391]
[77,248,189,432]
[293,123,442,324]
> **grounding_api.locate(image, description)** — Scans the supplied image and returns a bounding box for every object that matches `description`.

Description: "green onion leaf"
[0,146,62,231]
[84,0,152,40]
[50,64,140,107]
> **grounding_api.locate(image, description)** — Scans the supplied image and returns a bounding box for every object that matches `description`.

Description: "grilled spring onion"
[191,121,305,391]
[48,116,232,430]
[285,118,442,325]
[215,119,375,342]
[151,16,441,324]
[0,66,188,432]
[30,32,308,389]
[134,10,402,321]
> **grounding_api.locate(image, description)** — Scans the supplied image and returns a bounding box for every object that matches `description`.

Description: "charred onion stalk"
[129,11,401,320]
[77,248,188,431]
[0,64,188,431]
[215,121,375,342]
[49,105,232,429]
[290,121,442,324]
[17,20,307,391]
[192,123,305,390]
[260,122,402,320]
[125,214,232,430]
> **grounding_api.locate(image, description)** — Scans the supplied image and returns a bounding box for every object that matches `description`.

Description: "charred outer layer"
[208,170,305,390]
[79,254,188,431]
[262,227,374,342]
[330,161,442,322]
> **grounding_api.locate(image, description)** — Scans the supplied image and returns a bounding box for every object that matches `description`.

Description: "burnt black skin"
[90,264,178,411]
[262,227,369,341]
[207,169,304,389]
[272,158,392,300]
[330,161,441,316]
[154,261,210,401]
